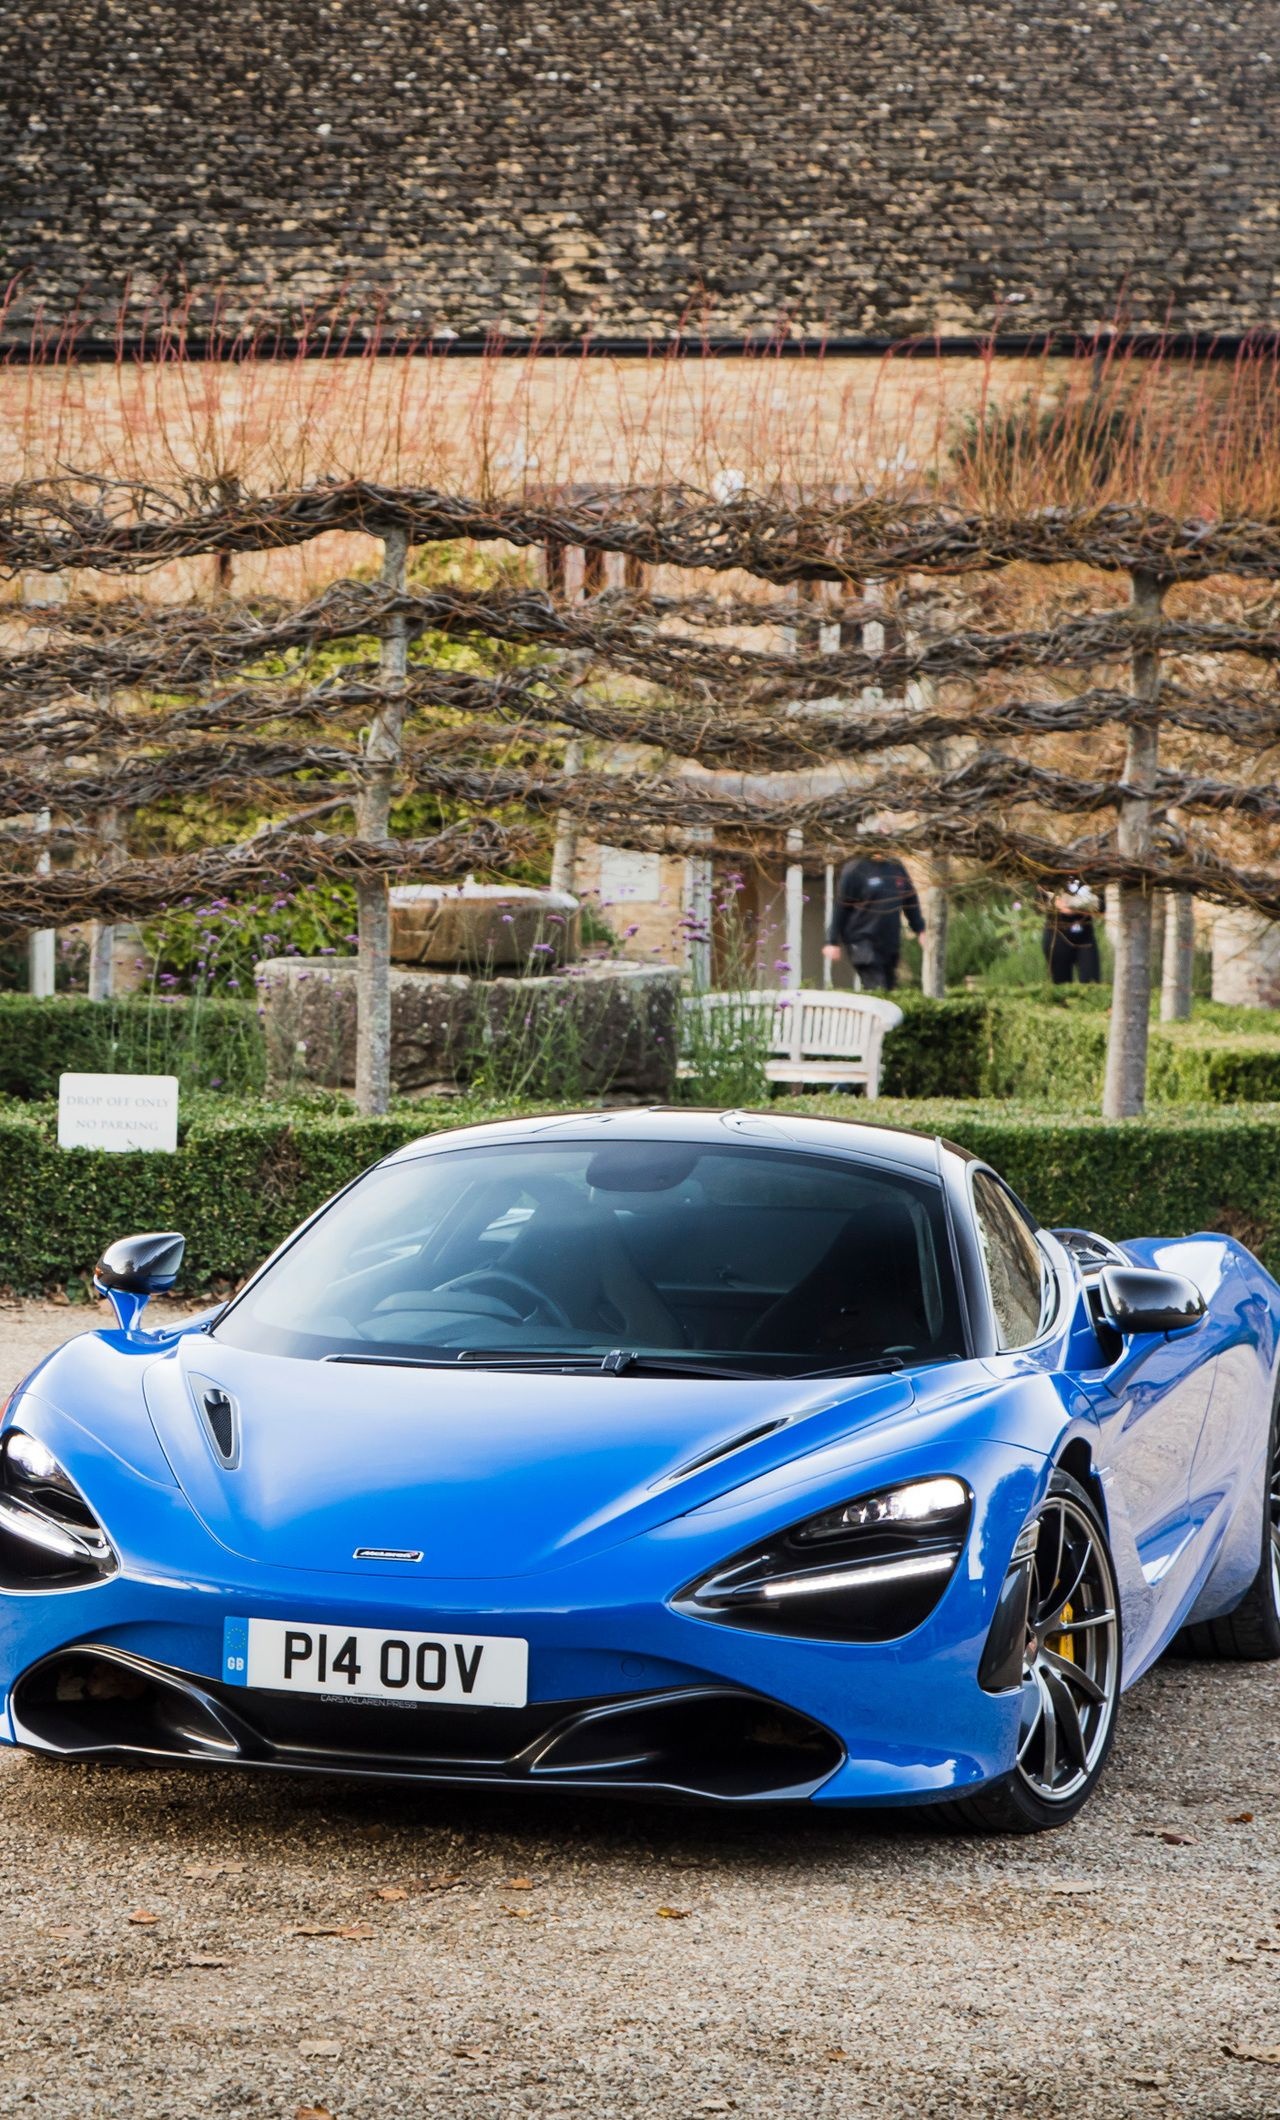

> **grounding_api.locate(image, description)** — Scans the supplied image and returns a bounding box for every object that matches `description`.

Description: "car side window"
[972,1171,1046,1349]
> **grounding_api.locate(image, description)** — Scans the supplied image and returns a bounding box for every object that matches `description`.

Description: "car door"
[971,1175,1205,1674]
[1071,1257,1217,1673]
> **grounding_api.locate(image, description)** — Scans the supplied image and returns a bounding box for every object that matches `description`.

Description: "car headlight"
[0,1427,116,1586]
[673,1475,971,1641]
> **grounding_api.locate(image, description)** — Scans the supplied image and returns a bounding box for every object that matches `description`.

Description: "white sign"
[58,1072,179,1154]
[598,847,662,904]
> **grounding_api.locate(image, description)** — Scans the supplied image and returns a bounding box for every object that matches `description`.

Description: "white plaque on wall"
[598,848,662,903]
[57,1073,179,1154]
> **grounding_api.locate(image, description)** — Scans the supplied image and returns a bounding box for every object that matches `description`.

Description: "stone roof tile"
[0,0,1276,342]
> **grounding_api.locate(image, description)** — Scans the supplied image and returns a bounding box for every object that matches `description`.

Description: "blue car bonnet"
[140,1334,918,1579]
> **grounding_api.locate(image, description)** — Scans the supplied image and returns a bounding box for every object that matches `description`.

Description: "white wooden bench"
[680,988,904,1097]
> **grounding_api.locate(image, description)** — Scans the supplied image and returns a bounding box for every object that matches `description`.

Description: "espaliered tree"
[2,479,1280,1115]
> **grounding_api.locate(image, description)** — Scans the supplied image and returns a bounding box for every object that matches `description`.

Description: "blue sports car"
[2,1109,1277,1834]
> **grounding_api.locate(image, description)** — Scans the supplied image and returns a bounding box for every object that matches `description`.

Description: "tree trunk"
[88,795,120,1001]
[920,856,949,998]
[1102,570,1164,1118]
[550,738,584,893]
[1160,890,1195,1021]
[354,527,409,1115]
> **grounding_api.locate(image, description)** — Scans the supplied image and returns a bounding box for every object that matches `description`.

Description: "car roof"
[384,1106,947,1179]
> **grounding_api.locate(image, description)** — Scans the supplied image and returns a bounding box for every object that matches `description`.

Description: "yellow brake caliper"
[1051,1600,1076,1662]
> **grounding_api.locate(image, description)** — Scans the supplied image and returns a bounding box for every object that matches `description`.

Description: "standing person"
[822,853,925,991]
[1041,878,1102,985]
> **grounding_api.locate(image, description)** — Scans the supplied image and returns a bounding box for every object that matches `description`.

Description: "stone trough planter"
[255,957,681,1099]
[389,882,580,970]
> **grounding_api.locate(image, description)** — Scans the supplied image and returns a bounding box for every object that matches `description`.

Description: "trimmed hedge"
[3,989,1278,1112]
[796,1097,1280,1274]
[880,995,989,1098]
[3,1093,1280,1292]
[883,994,1280,1108]
[0,993,266,1098]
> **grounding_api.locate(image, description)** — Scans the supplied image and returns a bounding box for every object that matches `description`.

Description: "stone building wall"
[1211,909,1280,1008]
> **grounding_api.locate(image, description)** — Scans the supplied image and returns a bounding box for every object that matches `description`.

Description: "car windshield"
[213,1139,965,1374]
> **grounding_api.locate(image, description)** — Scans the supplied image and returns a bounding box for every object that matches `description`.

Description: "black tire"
[941,1471,1122,1835]
[1175,1385,1280,1662]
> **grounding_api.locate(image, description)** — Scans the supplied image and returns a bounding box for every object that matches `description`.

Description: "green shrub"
[677,993,771,1105]
[789,1098,1280,1276]
[143,885,359,996]
[0,1094,525,1292]
[880,995,1280,1109]
[880,995,989,1098]
[5,1092,1280,1293]
[0,994,266,1099]
[978,1001,1108,1106]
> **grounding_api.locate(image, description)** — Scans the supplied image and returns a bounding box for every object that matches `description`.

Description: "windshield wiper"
[598,1351,772,1380]
[327,1349,907,1380]
[787,1355,906,1379]
[598,1352,907,1380]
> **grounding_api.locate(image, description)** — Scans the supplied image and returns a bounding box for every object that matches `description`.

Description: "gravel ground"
[2,1303,1280,2120]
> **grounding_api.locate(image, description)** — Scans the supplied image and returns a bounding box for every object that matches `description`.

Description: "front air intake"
[191,1376,240,1469]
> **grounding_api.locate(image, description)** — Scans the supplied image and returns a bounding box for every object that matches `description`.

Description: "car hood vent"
[189,1374,240,1470]
[658,1418,791,1488]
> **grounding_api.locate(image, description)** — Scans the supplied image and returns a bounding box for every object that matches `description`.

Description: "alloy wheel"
[1016,1494,1120,1807]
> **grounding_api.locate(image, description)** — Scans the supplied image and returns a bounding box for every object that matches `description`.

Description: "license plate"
[222,1617,528,1707]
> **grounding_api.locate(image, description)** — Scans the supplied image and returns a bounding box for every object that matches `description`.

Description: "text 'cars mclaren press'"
[3,1110,1277,1832]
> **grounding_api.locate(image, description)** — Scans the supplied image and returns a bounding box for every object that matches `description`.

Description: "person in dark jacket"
[822,854,925,991]
[1041,878,1102,984]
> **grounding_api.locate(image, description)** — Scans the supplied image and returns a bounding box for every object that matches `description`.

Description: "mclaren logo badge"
[353,1547,424,1563]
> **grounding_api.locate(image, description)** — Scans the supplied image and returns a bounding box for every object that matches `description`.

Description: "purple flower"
[210,1076,222,1087]
[227,978,241,990]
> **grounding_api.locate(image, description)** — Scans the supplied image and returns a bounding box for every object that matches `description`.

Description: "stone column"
[784,828,804,989]
[28,810,55,996]
[1159,891,1195,1021]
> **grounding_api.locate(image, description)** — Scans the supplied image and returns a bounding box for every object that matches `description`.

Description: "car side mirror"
[94,1232,185,1335]
[1097,1265,1206,1338]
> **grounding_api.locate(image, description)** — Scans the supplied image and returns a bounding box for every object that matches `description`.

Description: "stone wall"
[2,1,1276,343]
[1211,910,1280,1008]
